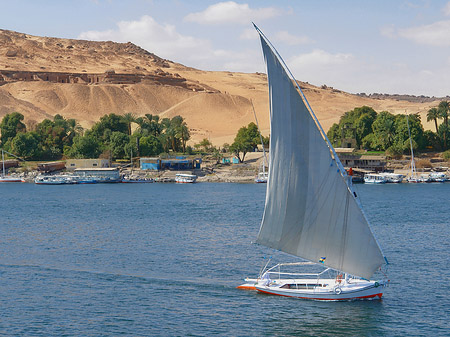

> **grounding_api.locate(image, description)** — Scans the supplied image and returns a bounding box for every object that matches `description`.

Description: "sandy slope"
[0,29,440,145]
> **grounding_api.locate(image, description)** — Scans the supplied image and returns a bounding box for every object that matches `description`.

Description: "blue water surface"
[0,182,449,336]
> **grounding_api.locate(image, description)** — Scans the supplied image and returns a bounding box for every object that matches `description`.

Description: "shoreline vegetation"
[2,102,450,184]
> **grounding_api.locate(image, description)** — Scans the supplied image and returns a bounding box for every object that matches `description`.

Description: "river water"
[0,182,448,336]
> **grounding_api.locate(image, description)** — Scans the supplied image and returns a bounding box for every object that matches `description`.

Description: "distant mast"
[407,114,416,179]
[251,101,267,175]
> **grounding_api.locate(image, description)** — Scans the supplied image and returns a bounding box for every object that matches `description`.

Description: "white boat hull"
[0,177,24,182]
[239,277,387,301]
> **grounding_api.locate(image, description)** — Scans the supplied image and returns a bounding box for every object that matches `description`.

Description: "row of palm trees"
[123,112,190,153]
[426,100,450,149]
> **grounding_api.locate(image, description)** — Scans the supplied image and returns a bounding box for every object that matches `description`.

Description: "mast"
[2,149,5,178]
[251,101,267,175]
[406,114,416,179]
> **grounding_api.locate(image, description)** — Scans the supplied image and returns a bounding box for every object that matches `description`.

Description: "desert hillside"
[0,29,442,145]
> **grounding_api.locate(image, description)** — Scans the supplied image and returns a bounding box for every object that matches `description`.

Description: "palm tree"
[179,123,190,153]
[123,112,137,136]
[438,101,450,149]
[427,107,440,134]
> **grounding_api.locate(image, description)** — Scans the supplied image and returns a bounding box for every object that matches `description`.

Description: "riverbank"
[5,151,450,184]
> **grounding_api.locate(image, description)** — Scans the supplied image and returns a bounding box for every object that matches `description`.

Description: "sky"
[2,0,450,97]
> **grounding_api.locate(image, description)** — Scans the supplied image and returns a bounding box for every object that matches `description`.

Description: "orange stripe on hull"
[236,285,257,291]
[256,288,383,300]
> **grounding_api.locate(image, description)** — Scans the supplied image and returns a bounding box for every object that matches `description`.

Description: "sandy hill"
[0,29,442,145]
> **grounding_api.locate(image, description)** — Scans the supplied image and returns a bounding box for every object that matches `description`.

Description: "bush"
[442,150,450,160]
[415,159,432,168]
[386,144,403,159]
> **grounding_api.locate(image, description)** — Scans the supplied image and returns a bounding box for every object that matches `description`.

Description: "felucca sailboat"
[406,114,429,183]
[252,102,268,183]
[0,149,24,183]
[238,25,389,300]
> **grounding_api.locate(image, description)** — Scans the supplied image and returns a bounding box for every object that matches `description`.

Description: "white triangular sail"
[255,27,386,280]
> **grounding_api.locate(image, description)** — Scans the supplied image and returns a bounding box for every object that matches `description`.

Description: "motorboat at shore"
[175,173,197,183]
[255,171,268,183]
[363,173,387,184]
[35,175,77,185]
[429,172,448,182]
[380,172,404,183]
[121,176,154,183]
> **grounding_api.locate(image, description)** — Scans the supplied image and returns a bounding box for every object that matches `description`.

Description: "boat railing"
[261,262,331,280]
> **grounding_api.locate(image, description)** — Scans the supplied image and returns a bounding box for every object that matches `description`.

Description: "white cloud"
[398,20,450,46]
[380,24,396,39]
[78,15,265,72]
[78,15,211,61]
[275,30,312,45]
[240,28,258,40]
[443,1,450,16]
[184,1,283,25]
[289,49,353,68]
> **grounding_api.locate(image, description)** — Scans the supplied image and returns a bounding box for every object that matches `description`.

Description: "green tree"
[438,101,450,149]
[230,123,258,162]
[393,114,425,154]
[0,112,26,145]
[65,133,102,158]
[35,115,81,159]
[371,111,396,150]
[339,106,377,147]
[427,107,440,134]
[423,130,441,151]
[10,132,41,159]
[123,112,137,136]
[327,123,341,147]
[139,135,163,156]
[195,138,213,153]
[90,113,128,142]
[109,131,130,159]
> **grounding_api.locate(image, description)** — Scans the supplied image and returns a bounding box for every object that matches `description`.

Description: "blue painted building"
[140,157,201,171]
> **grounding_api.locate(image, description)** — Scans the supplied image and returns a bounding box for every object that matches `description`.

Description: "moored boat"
[35,175,75,185]
[0,149,24,182]
[175,173,197,183]
[122,177,154,183]
[429,172,447,182]
[255,171,268,183]
[364,173,387,184]
[380,172,404,183]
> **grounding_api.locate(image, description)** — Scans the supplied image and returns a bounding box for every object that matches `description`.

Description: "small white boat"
[429,172,447,182]
[252,102,269,184]
[255,171,268,183]
[0,149,24,182]
[35,175,76,185]
[122,177,154,183]
[0,176,24,183]
[364,173,387,184]
[380,173,404,183]
[405,115,431,183]
[175,173,197,183]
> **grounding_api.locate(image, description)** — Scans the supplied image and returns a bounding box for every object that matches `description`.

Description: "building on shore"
[140,157,201,171]
[73,167,120,182]
[335,148,386,172]
[66,159,110,170]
